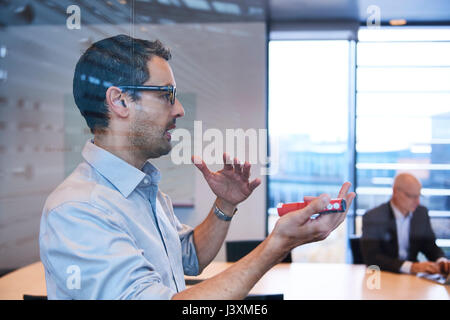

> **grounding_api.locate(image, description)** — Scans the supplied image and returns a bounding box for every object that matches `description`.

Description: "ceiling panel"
[270,0,450,24]
[0,0,449,27]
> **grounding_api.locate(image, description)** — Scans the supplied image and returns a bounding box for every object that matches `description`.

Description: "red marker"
[277,198,347,217]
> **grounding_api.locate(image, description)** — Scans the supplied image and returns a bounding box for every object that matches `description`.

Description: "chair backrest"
[245,293,284,300]
[349,235,363,264]
[226,240,292,263]
[23,294,47,300]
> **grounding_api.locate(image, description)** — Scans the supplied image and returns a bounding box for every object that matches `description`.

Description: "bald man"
[361,173,449,275]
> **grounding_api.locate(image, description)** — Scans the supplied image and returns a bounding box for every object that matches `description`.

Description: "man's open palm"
[192,153,261,206]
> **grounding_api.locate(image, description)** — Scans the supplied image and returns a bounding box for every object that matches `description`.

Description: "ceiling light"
[183,0,211,11]
[0,46,6,58]
[212,1,240,15]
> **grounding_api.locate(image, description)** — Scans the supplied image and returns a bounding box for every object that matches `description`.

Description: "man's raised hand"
[192,153,261,207]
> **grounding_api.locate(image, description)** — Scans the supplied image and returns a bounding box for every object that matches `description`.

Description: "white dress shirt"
[390,202,413,274]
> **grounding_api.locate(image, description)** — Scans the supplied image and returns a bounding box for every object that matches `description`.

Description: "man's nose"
[173,99,184,118]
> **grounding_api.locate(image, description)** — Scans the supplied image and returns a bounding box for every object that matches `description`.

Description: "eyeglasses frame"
[117,85,177,105]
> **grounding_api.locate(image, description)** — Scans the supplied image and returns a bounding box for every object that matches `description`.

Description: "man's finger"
[328,192,355,229]
[286,194,330,225]
[234,158,242,175]
[429,267,439,274]
[444,262,450,274]
[191,155,212,178]
[249,178,261,191]
[338,182,352,199]
[242,162,251,180]
[438,261,448,274]
[425,263,439,274]
[223,153,233,171]
[315,204,348,232]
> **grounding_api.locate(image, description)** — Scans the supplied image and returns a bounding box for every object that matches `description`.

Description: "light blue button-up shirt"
[39,140,199,299]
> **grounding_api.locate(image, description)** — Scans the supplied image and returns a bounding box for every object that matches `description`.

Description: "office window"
[268,40,351,262]
[356,28,450,252]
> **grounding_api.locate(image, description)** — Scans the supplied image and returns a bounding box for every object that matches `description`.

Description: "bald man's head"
[392,173,422,215]
[393,173,422,191]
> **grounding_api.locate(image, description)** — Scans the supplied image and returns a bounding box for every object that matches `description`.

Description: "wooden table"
[1,261,448,300]
[187,262,450,300]
[0,262,46,300]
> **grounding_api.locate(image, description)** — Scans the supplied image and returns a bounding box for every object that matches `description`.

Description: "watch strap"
[213,205,237,221]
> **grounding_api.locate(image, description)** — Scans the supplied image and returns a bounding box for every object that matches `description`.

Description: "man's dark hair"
[73,34,171,134]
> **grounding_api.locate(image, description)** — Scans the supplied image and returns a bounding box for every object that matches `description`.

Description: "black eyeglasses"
[117,85,177,105]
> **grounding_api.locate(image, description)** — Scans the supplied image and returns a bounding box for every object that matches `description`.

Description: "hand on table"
[411,261,441,274]
[438,260,449,275]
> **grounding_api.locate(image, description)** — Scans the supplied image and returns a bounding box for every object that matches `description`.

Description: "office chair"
[23,294,47,300]
[245,293,284,300]
[349,235,363,264]
[226,240,292,263]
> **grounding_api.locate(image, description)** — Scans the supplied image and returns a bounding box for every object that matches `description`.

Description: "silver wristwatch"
[213,205,238,221]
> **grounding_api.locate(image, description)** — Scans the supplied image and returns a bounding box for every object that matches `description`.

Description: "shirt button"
[143,178,149,184]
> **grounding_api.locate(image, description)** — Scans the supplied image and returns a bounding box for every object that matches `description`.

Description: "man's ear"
[105,86,129,118]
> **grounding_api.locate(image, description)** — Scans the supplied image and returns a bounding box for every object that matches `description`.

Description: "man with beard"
[39,35,355,299]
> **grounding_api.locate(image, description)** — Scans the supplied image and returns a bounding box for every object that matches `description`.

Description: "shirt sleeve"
[176,221,200,276]
[399,261,413,274]
[39,201,176,300]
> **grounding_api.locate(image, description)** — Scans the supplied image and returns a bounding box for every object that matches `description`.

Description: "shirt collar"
[390,201,411,220]
[81,140,160,198]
